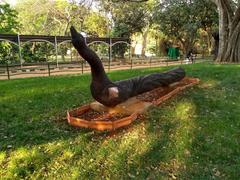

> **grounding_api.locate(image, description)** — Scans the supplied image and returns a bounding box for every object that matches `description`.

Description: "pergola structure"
[0,34,131,67]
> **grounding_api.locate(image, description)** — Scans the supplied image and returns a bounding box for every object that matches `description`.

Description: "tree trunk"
[212,32,219,60]
[213,0,240,62]
[131,45,136,56]
[141,29,148,57]
[206,29,213,55]
[180,38,195,57]
[64,21,70,36]
[223,19,240,62]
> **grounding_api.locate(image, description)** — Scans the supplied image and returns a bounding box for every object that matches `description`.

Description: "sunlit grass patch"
[199,79,219,89]
[6,147,49,178]
[0,151,5,163]
[175,100,196,121]
[146,100,198,179]
[0,151,6,176]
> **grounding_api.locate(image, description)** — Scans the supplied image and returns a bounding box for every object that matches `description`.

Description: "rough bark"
[223,19,240,62]
[213,0,240,62]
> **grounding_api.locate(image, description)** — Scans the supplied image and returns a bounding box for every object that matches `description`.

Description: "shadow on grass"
[0,66,174,150]
[117,64,240,179]
[0,76,93,151]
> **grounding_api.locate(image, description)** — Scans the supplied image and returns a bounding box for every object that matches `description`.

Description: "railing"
[0,33,131,68]
[0,56,212,80]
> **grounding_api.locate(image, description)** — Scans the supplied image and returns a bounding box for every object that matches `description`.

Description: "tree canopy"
[0,3,19,34]
[153,0,218,55]
[15,0,92,36]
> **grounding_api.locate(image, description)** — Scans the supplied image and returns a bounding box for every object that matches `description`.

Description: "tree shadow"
[0,76,94,151]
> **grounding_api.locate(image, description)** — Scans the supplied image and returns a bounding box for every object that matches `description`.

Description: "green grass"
[0,62,240,179]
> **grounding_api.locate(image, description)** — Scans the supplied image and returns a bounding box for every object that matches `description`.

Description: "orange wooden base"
[67,77,200,131]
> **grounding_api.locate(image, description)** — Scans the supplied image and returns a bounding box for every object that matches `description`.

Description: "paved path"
[0,60,208,80]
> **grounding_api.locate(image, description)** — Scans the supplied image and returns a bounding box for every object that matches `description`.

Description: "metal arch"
[111,41,131,47]
[0,39,19,46]
[21,39,55,46]
[57,40,72,46]
[87,41,110,47]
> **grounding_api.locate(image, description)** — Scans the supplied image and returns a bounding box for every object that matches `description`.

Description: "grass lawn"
[0,62,240,179]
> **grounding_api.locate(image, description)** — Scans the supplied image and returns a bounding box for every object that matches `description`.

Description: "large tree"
[153,0,218,55]
[98,0,152,58]
[99,0,151,37]
[212,0,240,62]
[15,0,92,35]
[83,12,108,37]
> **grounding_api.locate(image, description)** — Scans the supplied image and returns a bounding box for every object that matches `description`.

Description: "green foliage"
[98,0,152,58]
[0,3,20,64]
[111,5,148,36]
[21,42,55,63]
[10,0,109,63]
[0,0,220,63]
[88,43,109,61]
[0,42,19,64]
[153,0,218,54]
[111,24,129,58]
[194,0,218,30]
[15,0,91,35]
[15,0,52,35]
[83,12,108,37]
[0,3,19,34]
[0,63,240,179]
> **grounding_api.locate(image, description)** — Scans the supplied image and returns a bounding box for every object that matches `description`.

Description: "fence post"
[55,36,59,68]
[70,45,73,62]
[6,63,10,80]
[48,63,51,76]
[130,57,133,70]
[17,34,23,68]
[129,46,132,70]
[108,38,112,72]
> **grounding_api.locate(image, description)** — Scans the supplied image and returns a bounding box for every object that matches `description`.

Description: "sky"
[1,0,17,6]
[2,0,96,6]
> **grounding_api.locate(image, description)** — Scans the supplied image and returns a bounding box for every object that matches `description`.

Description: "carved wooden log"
[70,26,186,107]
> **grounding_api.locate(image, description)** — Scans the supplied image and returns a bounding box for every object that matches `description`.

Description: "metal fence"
[0,33,213,80]
[0,56,211,80]
[0,34,131,67]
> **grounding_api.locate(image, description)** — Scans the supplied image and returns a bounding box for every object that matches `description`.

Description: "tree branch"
[221,0,234,22]
[231,6,240,30]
